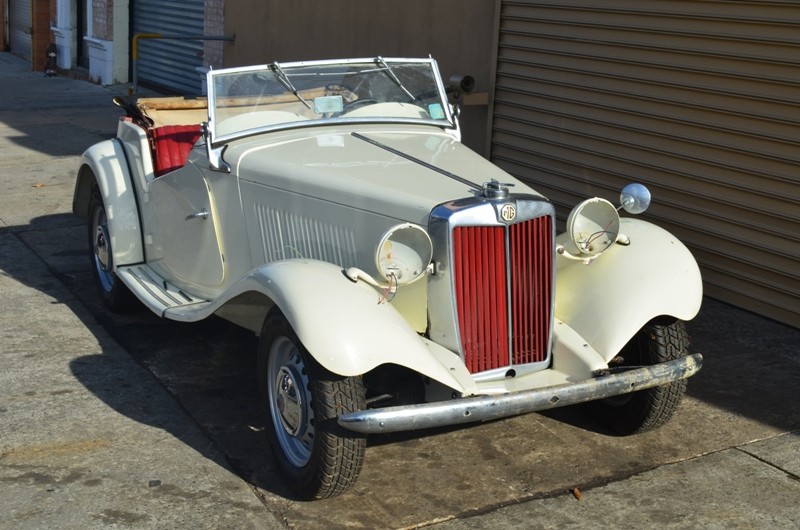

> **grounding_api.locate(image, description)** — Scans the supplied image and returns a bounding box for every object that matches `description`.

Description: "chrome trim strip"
[337,354,703,433]
[211,116,455,148]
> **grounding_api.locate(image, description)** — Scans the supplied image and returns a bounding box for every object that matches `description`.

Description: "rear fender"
[73,138,144,266]
[555,218,702,362]
[231,259,474,394]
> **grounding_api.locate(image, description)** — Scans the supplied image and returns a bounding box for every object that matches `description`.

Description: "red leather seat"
[151,125,203,177]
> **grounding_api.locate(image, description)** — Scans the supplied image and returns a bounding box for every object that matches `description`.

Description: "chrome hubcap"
[95,224,111,271]
[275,366,304,436]
[91,206,115,294]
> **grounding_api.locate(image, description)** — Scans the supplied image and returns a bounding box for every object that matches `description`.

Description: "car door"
[147,164,226,291]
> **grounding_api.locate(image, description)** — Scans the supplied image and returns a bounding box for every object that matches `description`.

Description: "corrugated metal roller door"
[9,0,33,60]
[132,0,205,94]
[491,1,800,328]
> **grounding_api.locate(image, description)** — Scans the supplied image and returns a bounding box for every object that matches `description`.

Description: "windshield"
[207,57,453,144]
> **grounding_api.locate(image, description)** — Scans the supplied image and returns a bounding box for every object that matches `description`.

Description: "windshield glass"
[207,57,452,143]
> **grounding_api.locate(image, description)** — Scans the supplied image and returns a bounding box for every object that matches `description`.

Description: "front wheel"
[257,311,366,499]
[587,318,691,435]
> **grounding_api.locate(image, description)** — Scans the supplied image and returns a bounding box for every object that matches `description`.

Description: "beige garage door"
[490,0,800,328]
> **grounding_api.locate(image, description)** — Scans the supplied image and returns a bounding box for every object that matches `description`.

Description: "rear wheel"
[588,318,690,435]
[88,183,135,312]
[258,311,366,499]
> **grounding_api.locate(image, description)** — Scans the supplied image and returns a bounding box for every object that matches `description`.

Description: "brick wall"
[31,0,52,71]
[92,0,114,41]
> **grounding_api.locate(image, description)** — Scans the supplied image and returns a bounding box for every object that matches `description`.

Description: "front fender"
[555,218,702,362]
[73,139,144,266]
[226,260,474,394]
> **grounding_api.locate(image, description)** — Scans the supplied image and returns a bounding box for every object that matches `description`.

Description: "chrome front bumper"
[338,353,703,434]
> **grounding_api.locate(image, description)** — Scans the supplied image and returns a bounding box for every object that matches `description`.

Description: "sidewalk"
[1,51,799,529]
[437,435,800,529]
[0,53,282,530]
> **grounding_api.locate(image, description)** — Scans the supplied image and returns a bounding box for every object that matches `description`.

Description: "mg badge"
[500,203,516,222]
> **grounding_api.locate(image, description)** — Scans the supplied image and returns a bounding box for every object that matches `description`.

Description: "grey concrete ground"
[1,51,799,529]
[0,55,278,529]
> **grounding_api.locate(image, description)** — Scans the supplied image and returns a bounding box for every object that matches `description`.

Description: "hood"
[224,125,543,224]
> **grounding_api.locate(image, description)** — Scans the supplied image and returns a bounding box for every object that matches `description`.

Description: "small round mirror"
[620,183,651,214]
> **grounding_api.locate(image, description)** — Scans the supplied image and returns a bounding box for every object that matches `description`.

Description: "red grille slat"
[453,226,508,372]
[510,217,553,364]
[472,228,484,371]
[453,217,552,374]
[492,228,508,369]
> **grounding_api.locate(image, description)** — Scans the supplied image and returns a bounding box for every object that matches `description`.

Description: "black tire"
[88,183,136,312]
[257,310,366,499]
[587,318,690,435]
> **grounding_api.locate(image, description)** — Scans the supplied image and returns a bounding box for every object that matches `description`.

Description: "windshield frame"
[206,57,455,146]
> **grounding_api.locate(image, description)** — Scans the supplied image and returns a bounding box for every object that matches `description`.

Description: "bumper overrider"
[338,353,703,434]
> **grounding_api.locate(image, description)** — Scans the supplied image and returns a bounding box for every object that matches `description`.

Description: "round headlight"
[565,198,620,256]
[375,223,432,285]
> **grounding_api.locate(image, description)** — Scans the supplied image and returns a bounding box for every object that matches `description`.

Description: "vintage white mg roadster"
[73,57,703,499]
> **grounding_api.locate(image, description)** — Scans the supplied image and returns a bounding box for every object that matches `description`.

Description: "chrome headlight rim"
[374,222,433,285]
[565,197,621,257]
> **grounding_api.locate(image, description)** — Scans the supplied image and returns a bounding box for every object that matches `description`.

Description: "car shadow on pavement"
[543,297,800,438]
[5,212,800,513]
[1,215,301,499]
[683,297,800,432]
[68,293,313,499]
[64,312,301,499]
[4,213,487,504]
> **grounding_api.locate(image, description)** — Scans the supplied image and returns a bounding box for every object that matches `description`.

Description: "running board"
[117,264,210,318]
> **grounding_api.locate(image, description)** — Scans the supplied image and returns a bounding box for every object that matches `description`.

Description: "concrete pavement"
[437,435,800,529]
[0,54,280,529]
[1,51,799,529]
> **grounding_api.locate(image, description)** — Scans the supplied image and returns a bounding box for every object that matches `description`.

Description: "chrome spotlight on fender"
[557,183,652,262]
[374,223,433,285]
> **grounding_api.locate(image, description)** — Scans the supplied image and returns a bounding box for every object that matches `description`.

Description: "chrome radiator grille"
[451,216,553,373]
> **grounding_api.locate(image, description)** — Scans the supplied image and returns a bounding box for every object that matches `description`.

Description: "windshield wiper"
[375,56,415,102]
[270,61,311,109]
